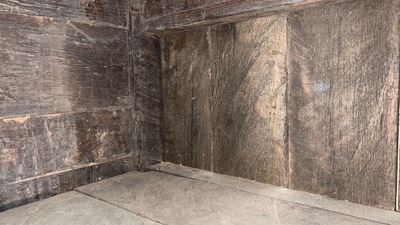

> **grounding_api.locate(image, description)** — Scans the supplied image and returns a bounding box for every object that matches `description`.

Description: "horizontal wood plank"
[0,108,135,184]
[144,0,354,33]
[0,12,131,118]
[0,0,128,27]
[0,155,135,212]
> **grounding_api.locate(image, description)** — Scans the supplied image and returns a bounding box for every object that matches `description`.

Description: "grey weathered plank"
[0,12,130,118]
[0,191,160,225]
[144,0,354,33]
[0,108,135,186]
[161,15,287,185]
[288,0,399,209]
[162,29,214,170]
[149,163,400,225]
[0,155,135,212]
[76,171,382,225]
[0,0,128,27]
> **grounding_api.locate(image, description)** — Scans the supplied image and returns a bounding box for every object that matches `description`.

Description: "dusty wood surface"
[0,0,128,27]
[144,0,354,33]
[161,15,287,185]
[131,11,164,168]
[288,0,399,210]
[0,12,130,118]
[77,171,385,225]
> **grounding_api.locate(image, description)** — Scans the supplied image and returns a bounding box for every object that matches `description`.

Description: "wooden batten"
[144,0,355,33]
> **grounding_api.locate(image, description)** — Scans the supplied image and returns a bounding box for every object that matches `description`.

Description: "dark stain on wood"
[288,0,399,209]
[161,15,288,185]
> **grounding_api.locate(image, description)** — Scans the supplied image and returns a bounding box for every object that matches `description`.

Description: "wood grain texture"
[0,12,131,118]
[213,16,287,185]
[144,0,354,33]
[0,0,135,211]
[162,29,214,171]
[0,0,128,27]
[0,108,135,185]
[161,15,287,185]
[288,0,399,209]
[131,13,164,168]
[0,155,134,212]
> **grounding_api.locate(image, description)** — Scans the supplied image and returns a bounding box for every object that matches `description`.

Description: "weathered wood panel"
[0,0,135,211]
[131,13,164,168]
[144,0,354,33]
[0,0,128,27]
[161,15,287,185]
[162,29,214,170]
[0,155,134,212]
[288,0,399,209]
[0,12,131,118]
[0,108,135,185]
[212,16,287,185]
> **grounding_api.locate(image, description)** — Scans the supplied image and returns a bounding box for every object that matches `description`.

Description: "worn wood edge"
[148,162,400,224]
[1,155,136,212]
[144,0,355,34]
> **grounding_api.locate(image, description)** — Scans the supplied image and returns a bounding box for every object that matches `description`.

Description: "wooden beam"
[144,0,355,33]
[130,10,164,168]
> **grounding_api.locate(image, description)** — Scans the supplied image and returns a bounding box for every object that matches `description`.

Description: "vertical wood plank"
[212,16,287,185]
[162,29,213,170]
[288,0,399,209]
[131,11,164,167]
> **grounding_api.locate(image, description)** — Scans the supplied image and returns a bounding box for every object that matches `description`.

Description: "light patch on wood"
[43,113,62,118]
[2,115,31,124]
